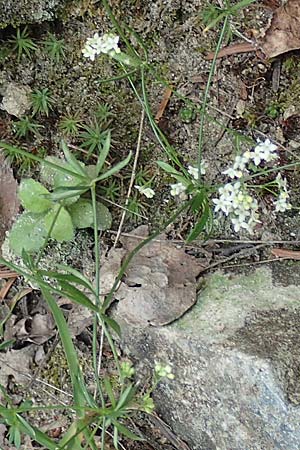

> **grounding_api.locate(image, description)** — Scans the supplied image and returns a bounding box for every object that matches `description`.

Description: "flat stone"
[0,0,65,25]
[115,267,300,450]
[0,82,31,118]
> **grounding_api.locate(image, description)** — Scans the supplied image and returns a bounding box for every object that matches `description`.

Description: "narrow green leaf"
[41,287,90,408]
[101,315,121,337]
[96,131,111,175]
[104,377,116,408]
[93,152,132,182]
[17,414,36,439]
[38,271,96,296]
[61,140,88,177]
[156,161,182,176]
[57,264,95,293]
[116,384,136,411]
[0,339,15,351]
[186,203,210,243]
[113,425,119,450]
[190,191,205,213]
[112,421,143,441]
[58,281,98,312]
[21,249,35,270]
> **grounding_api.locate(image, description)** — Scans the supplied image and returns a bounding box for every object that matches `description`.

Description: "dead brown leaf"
[205,0,300,60]
[109,226,207,326]
[155,87,173,123]
[4,312,55,345]
[0,346,35,387]
[205,42,256,60]
[271,248,300,260]
[259,0,300,58]
[0,153,20,255]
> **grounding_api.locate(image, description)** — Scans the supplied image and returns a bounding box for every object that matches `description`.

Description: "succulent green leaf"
[95,201,112,230]
[68,199,112,230]
[45,206,74,241]
[9,212,47,255]
[67,198,93,229]
[19,179,53,213]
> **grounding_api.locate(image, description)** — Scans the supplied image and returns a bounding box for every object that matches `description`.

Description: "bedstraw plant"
[1,0,299,448]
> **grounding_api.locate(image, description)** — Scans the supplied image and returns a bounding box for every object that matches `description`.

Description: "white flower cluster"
[82,32,120,61]
[213,139,292,234]
[223,139,278,179]
[170,162,208,200]
[213,182,259,233]
[273,173,292,212]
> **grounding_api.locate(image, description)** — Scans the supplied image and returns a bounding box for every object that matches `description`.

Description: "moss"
[174,268,300,337]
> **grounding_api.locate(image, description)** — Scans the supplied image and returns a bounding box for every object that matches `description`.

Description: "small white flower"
[233,154,249,171]
[275,173,288,191]
[274,192,292,212]
[95,33,121,55]
[187,161,208,180]
[222,167,243,179]
[212,196,232,215]
[188,165,199,180]
[135,185,155,198]
[82,44,98,60]
[82,32,121,60]
[170,182,187,197]
[250,139,278,166]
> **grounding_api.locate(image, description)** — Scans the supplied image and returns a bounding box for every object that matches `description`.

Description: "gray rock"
[0,0,65,25]
[115,268,300,450]
[0,81,31,117]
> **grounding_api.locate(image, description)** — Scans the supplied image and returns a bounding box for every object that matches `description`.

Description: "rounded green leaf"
[9,212,47,255]
[19,179,52,213]
[45,206,74,241]
[68,198,93,229]
[95,201,112,230]
[68,199,112,230]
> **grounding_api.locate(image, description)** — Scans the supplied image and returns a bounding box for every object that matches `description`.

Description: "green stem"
[91,184,105,406]
[101,0,137,56]
[197,16,229,182]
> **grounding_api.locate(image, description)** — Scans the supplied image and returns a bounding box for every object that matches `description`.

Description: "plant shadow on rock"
[230,307,300,405]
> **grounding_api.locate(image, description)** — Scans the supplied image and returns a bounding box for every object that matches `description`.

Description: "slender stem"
[91,184,105,406]
[101,0,136,56]
[114,109,145,247]
[197,16,229,183]
[91,185,100,303]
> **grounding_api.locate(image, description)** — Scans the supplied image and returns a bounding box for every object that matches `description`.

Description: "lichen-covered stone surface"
[115,268,300,450]
[0,0,66,26]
